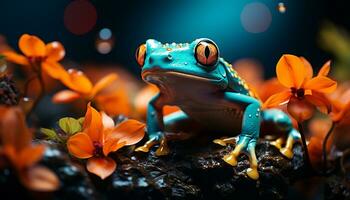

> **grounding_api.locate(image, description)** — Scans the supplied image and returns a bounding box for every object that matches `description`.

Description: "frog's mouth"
[142,68,225,86]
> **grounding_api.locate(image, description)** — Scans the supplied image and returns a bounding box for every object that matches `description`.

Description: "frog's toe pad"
[135,146,150,153]
[280,147,293,159]
[246,167,259,180]
[213,139,227,146]
[270,141,282,150]
[155,145,170,156]
[223,154,238,166]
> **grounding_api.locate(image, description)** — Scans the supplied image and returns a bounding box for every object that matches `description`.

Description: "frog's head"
[135,38,228,91]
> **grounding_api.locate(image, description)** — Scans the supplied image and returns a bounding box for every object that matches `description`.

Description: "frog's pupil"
[204,45,210,58]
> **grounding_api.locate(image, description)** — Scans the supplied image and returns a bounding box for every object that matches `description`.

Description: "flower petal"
[276,54,306,88]
[52,90,81,103]
[83,103,103,142]
[1,51,29,66]
[332,102,350,123]
[262,91,291,109]
[107,119,145,146]
[46,41,65,62]
[0,106,32,150]
[91,73,118,97]
[103,137,125,156]
[287,97,315,122]
[134,84,159,118]
[300,56,313,82]
[60,69,93,94]
[304,76,337,93]
[19,34,46,57]
[95,89,131,117]
[20,166,59,192]
[305,92,332,114]
[317,60,331,77]
[67,132,94,159]
[86,157,116,180]
[42,61,67,80]
[101,112,115,129]
[17,144,45,169]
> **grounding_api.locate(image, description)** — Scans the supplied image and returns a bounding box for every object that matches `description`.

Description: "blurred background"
[0,0,345,77]
[1,0,350,126]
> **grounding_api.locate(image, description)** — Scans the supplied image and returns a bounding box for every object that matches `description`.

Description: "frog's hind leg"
[262,109,301,159]
[280,129,300,159]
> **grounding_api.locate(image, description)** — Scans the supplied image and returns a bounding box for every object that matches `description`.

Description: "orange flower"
[52,70,129,116]
[327,83,350,124]
[67,103,145,179]
[0,106,59,191]
[263,54,337,121]
[133,84,180,119]
[307,118,333,168]
[1,34,67,80]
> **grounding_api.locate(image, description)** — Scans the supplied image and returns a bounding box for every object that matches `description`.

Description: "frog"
[134,38,300,180]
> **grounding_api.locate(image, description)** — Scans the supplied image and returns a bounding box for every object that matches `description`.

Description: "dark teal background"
[0,0,337,77]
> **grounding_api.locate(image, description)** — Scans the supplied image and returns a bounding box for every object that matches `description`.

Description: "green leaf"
[58,117,82,135]
[78,117,85,125]
[41,128,61,142]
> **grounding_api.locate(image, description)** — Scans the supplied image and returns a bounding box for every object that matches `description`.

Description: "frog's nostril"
[149,57,154,64]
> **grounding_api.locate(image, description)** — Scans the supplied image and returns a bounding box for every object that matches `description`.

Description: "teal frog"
[134,38,300,180]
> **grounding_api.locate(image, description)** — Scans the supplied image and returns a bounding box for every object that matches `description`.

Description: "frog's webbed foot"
[270,129,301,159]
[213,137,237,147]
[223,136,259,180]
[135,132,170,156]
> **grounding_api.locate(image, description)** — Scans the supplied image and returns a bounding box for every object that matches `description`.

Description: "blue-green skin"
[140,38,300,173]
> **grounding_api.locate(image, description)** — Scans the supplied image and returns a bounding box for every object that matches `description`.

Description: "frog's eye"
[135,44,146,67]
[195,40,219,67]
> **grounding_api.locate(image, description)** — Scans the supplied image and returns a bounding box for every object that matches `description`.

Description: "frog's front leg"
[135,93,170,156]
[221,92,261,180]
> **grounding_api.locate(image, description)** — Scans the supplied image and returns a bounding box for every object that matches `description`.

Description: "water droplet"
[255,113,259,117]
[23,97,31,102]
[167,54,173,60]
[184,62,188,65]
[277,2,286,13]
[151,112,155,116]
[248,114,252,118]
[257,108,260,112]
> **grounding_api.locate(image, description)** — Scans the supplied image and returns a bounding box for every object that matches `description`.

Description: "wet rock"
[39,141,99,200]
[0,137,306,200]
[325,174,350,200]
[98,137,305,200]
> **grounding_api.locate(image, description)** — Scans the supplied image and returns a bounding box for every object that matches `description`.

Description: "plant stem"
[298,122,313,174]
[322,122,335,175]
[26,66,45,118]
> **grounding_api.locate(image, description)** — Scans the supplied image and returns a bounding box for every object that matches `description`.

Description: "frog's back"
[220,58,260,100]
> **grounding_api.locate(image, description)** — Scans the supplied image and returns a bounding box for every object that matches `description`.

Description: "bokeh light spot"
[99,28,112,40]
[241,2,272,33]
[277,2,287,14]
[97,41,112,54]
[64,0,97,35]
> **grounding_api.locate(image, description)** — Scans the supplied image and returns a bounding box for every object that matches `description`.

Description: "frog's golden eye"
[135,44,146,67]
[195,40,219,67]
